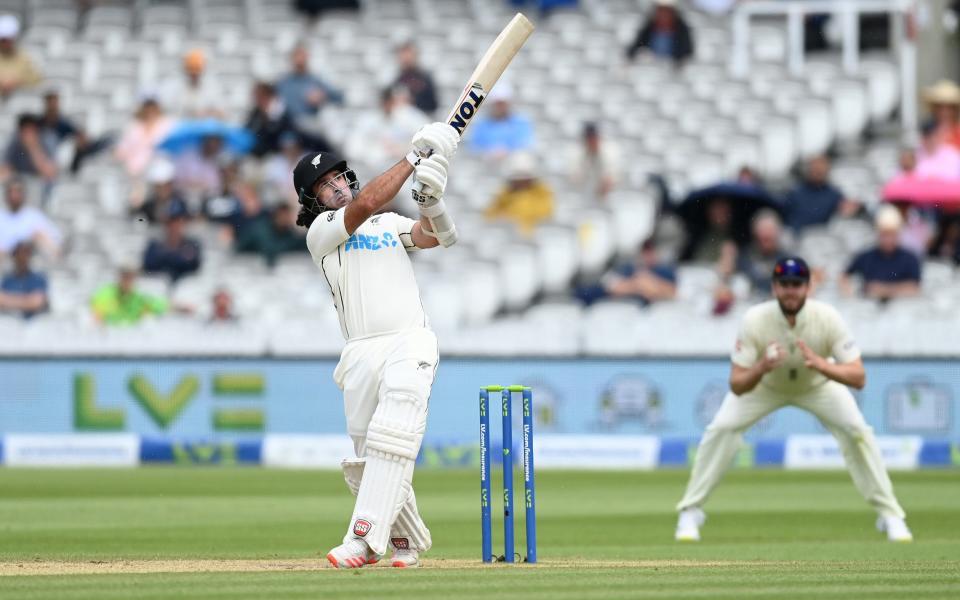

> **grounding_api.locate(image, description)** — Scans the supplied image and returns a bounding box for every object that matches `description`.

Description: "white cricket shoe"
[675,507,706,542]
[876,516,913,543]
[326,538,379,569]
[389,537,420,568]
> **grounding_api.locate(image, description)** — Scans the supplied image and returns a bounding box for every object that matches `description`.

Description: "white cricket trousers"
[677,381,905,519]
[333,328,438,555]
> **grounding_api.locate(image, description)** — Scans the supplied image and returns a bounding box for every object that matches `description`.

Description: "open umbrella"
[677,182,785,251]
[158,119,254,155]
[882,176,960,210]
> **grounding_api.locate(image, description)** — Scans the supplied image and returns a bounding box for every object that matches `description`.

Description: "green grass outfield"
[0,468,958,599]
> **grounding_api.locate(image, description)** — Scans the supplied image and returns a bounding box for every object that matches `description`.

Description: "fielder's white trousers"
[677,381,906,519]
[333,328,438,554]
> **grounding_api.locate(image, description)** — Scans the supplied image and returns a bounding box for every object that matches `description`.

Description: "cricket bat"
[413,14,532,248]
[444,13,535,137]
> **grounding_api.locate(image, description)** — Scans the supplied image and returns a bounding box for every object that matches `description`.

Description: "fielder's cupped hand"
[796,340,826,372]
[761,342,786,373]
[412,122,460,161]
[414,154,449,198]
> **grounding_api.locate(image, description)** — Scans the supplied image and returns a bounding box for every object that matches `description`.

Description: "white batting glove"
[412,154,457,247]
[413,154,449,198]
[411,122,460,161]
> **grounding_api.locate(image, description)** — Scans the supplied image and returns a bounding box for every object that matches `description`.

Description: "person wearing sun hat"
[483,152,554,235]
[161,48,223,119]
[841,205,921,301]
[0,14,41,98]
[922,79,960,150]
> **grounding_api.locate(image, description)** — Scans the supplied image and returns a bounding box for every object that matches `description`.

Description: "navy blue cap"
[772,256,810,282]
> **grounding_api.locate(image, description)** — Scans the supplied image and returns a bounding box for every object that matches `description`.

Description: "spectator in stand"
[114,93,177,179]
[842,206,921,301]
[928,216,960,265]
[0,241,48,318]
[889,200,935,258]
[567,122,622,201]
[294,0,360,20]
[345,86,428,179]
[783,155,860,232]
[736,165,763,186]
[136,159,189,224]
[508,0,578,15]
[40,89,112,174]
[0,15,41,99]
[922,79,960,150]
[915,119,960,180]
[0,178,61,258]
[276,44,344,126]
[730,209,790,295]
[162,49,223,119]
[484,152,554,235]
[578,238,677,306]
[892,147,919,183]
[202,161,243,224]
[208,288,237,323]
[468,83,534,159]
[246,81,297,158]
[626,0,694,65]
[235,203,303,267]
[142,206,202,283]
[4,114,58,185]
[884,148,938,258]
[264,133,306,205]
[246,81,335,158]
[173,134,225,200]
[216,181,268,245]
[91,265,169,326]
[392,41,438,116]
[681,197,734,263]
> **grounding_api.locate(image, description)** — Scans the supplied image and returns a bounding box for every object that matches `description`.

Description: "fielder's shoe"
[675,507,706,542]
[389,537,420,568]
[877,516,913,543]
[326,539,379,569]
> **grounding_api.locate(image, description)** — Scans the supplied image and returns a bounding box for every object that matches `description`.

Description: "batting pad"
[342,457,432,552]
[347,360,430,555]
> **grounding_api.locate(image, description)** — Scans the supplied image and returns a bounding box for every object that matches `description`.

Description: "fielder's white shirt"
[306,208,428,340]
[731,299,861,396]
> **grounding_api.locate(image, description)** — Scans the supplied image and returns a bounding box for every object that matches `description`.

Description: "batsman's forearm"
[345,159,414,233]
[818,361,865,390]
[355,159,414,213]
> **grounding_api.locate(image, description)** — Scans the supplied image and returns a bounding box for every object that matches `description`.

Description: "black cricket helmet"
[293,150,358,211]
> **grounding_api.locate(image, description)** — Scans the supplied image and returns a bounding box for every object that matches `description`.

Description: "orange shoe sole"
[327,553,371,569]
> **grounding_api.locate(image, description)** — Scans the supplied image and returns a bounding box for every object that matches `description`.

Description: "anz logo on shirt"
[344,232,398,252]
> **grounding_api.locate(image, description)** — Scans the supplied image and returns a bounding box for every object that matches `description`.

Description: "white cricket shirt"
[731,299,861,395]
[306,207,428,340]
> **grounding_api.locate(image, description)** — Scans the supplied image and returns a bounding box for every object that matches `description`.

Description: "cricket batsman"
[675,257,913,543]
[293,121,460,568]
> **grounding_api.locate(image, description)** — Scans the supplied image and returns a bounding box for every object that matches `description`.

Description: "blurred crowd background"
[0,0,959,356]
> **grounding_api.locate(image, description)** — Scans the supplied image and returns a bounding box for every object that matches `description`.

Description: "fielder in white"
[675,256,912,543]
[291,122,460,568]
